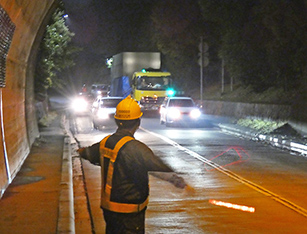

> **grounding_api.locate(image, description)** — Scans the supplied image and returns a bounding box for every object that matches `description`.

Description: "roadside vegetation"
[38,111,58,127]
[236,118,286,134]
[235,117,304,139]
[34,2,81,122]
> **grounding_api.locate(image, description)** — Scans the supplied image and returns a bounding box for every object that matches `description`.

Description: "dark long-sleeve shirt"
[80,128,177,204]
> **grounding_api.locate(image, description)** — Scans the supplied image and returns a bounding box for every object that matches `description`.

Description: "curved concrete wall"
[0,0,57,197]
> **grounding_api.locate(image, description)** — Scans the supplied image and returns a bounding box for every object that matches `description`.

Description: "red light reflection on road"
[209,199,255,213]
[206,146,250,171]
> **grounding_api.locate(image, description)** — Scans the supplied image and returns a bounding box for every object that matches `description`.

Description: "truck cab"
[131,69,174,111]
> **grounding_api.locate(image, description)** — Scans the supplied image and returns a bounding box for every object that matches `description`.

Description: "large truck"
[110,52,175,111]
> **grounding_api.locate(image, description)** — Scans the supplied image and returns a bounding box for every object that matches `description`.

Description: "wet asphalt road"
[70,113,307,233]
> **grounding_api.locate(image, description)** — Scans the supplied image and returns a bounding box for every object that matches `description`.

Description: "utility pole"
[221,58,225,93]
[200,36,203,106]
[198,37,209,107]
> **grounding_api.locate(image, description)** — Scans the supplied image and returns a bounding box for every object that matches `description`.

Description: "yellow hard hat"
[114,95,143,120]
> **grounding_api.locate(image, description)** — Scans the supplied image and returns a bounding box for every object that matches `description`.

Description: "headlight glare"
[97,108,109,119]
[190,109,201,119]
[71,98,88,112]
[168,108,181,119]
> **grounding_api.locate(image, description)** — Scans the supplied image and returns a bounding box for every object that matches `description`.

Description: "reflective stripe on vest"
[99,135,149,213]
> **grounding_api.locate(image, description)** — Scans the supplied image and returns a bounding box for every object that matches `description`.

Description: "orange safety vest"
[99,135,149,213]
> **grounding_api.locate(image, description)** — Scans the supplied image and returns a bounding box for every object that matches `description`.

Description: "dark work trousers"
[103,207,147,234]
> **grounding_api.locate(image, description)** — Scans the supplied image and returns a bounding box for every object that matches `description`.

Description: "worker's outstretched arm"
[150,172,195,193]
[77,142,100,165]
[150,172,187,188]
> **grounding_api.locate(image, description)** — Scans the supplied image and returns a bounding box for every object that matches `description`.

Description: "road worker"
[81,83,87,93]
[78,95,188,233]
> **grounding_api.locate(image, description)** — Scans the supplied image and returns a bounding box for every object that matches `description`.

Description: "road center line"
[140,127,307,218]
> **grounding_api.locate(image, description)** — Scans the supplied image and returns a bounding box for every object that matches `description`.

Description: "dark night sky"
[62,0,154,54]
[63,0,102,49]
[61,0,156,88]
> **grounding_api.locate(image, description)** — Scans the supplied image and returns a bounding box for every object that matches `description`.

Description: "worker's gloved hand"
[77,148,85,155]
[169,174,187,189]
[185,184,196,194]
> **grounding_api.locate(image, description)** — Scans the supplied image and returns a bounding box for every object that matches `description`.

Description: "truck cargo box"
[111,52,161,80]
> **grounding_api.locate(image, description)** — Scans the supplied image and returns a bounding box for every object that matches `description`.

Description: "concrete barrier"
[203,100,291,120]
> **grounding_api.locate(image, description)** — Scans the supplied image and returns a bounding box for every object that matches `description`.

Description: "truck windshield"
[136,76,171,90]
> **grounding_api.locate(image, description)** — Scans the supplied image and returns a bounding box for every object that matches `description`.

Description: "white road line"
[140,127,307,218]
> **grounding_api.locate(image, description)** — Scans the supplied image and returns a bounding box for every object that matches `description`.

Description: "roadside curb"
[57,136,75,234]
[218,123,307,157]
[57,114,75,233]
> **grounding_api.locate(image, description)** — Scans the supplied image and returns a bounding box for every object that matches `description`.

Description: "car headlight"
[168,108,181,119]
[190,109,201,119]
[71,98,88,112]
[97,108,109,119]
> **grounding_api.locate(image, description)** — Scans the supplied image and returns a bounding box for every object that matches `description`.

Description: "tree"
[35,7,80,96]
[255,0,307,91]
[199,0,270,91]
[151,0,206,92]
[199,0,307,93]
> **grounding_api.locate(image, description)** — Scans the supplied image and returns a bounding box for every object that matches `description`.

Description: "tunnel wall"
[0,0,57,197]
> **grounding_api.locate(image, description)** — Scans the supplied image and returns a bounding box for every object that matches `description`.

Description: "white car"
[92,97,123,128]
[160,97,202,127]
